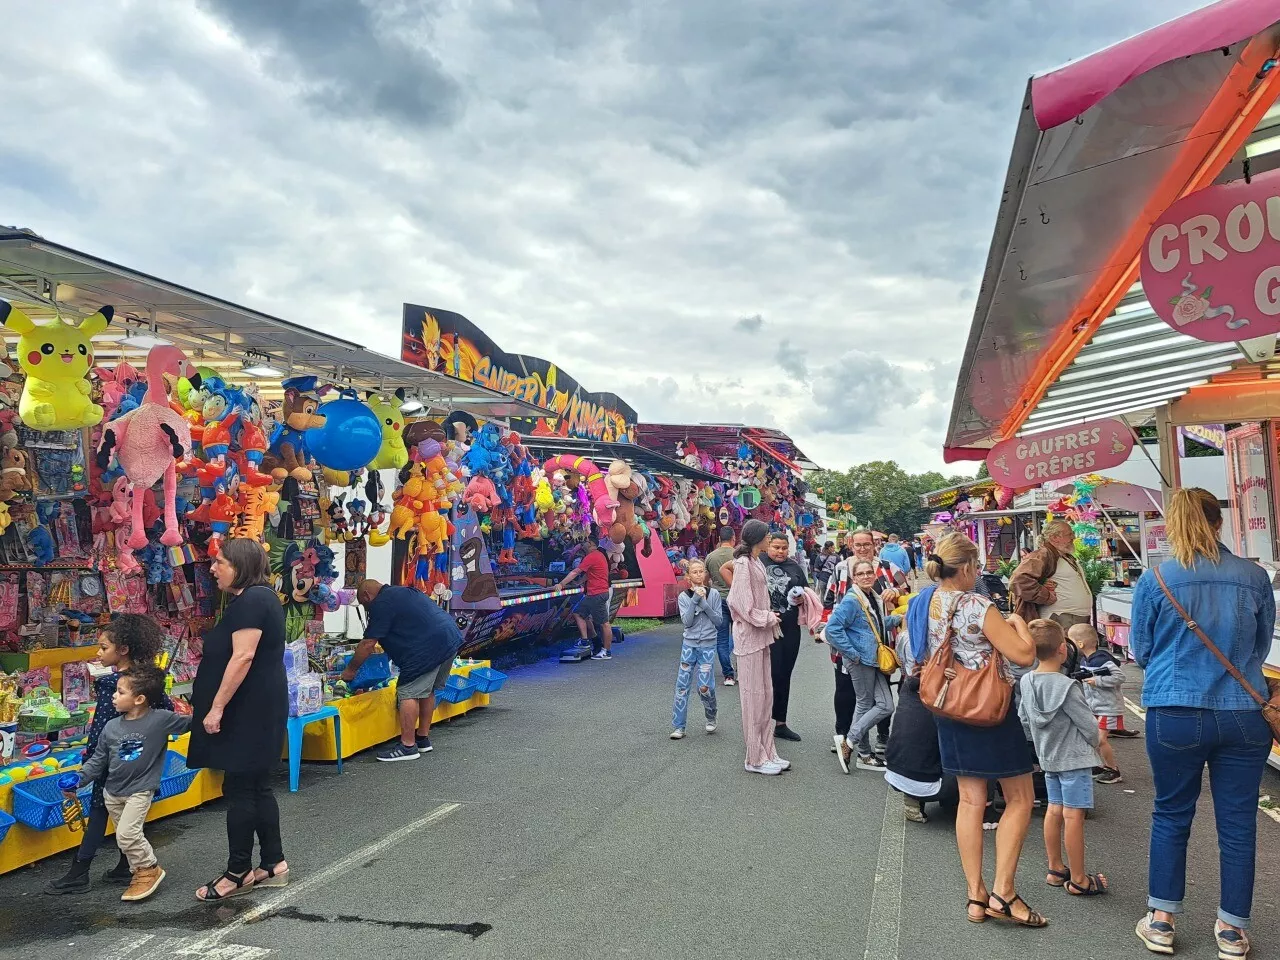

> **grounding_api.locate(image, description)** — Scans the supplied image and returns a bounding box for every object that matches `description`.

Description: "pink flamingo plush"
[97,345,198,548]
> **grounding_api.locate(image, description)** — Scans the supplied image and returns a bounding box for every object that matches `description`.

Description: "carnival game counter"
[0,666,497,873]
[455,577,643,659]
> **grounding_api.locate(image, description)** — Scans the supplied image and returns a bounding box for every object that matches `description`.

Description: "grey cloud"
[776,339,807,379]
[808,352,909,434]
[735,314,763,333]
[196,0,460,125]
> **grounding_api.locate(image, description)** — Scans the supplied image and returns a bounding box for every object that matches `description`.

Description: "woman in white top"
[924,534,1040,928]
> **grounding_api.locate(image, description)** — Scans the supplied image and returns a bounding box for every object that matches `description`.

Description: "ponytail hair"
[735,519,769,559]
[923,532,978,581]
[1166,487,1221,568]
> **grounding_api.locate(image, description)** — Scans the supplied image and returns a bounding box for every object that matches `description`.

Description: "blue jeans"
[1146,707,1272,927]
[715,611,735,680]
[673,643,717,730]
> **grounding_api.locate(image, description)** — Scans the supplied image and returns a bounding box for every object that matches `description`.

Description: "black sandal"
[196,870,255,902]
[986,892,1048,928]
[1046,868,1070,888]
[966,898,989,923]
[1066,874,1109,896]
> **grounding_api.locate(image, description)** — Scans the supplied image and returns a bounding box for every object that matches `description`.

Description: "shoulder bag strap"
[1152,567,1268,709]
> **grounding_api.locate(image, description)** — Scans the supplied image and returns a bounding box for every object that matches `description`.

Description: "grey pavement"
[1,624,1279,959]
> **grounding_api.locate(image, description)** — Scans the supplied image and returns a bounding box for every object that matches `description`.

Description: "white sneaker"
[745,761,784,775]
[591,650,612,660]
[773,757,791,771]
[705,722,717,733]
[670,729,685,740]
[723,677,736,686]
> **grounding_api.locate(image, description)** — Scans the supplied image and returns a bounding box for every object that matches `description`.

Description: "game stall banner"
[986,418,1134,487]
[401,305,638,442]
[1141,167,1280,341]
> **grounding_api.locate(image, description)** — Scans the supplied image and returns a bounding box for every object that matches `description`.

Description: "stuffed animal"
[463,475,501,514]
[26,525,55,566]
[0,448,29,501]
[604,460,653,557]
[367,389,409,471]
[96,345,198,548]
[0,301,112,430]
[262,381,326,481]
[92,361,142,420]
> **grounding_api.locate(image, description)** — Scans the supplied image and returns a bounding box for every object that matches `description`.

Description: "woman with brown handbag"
[922,534,1040,927]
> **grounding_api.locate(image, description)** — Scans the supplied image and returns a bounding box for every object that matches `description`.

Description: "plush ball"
[306,396,383,470]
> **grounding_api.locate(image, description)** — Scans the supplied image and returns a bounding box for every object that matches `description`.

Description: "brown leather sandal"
[986,892,1048,928]
[966,898,989,923]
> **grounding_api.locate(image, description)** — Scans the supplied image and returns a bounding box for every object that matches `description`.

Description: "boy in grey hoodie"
[1019,620,1109,898]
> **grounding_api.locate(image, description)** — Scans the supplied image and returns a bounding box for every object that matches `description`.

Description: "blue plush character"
[26,525,55,566]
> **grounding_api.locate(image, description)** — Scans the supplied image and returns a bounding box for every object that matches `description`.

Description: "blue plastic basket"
[347,653,392,691]
[11,774,85,831]
[467,666,507,694]
[155,751,199,802]
[438,675,478,705]
[0,807,14,845]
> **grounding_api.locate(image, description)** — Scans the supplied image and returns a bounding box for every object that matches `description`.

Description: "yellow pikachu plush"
[367,388,409,470]
[0,300,113,430]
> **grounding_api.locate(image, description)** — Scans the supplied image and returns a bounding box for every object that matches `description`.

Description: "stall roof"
[0,231,549,418]
[945,2,1280,456]
[635,423,820,471]
[521,435,723,483]
[921,478,997,509]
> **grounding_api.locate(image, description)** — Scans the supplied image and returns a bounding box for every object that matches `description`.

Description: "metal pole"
[1122,413,1171,491]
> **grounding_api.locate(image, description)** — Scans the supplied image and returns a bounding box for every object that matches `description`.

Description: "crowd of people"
[668,489,1273,958]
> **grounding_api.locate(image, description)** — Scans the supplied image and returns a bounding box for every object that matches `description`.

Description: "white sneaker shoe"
[745,761,784,775]
[772,757,792,771]
[705,722,717,733]
[670,729,685,740]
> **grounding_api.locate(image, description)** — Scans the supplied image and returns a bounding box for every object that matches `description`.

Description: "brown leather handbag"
[1153,567,1280,744]
[919,593,1012,727]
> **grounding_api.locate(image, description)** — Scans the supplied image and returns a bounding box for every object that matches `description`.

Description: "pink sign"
[1141,167,1280,342]
[986,419,1133,488]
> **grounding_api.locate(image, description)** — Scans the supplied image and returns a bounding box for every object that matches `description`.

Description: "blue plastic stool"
[286,706,343,793]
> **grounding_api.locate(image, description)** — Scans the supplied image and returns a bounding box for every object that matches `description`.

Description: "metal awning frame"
[0,233,550,419]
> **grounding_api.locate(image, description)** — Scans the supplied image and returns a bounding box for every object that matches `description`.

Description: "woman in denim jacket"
[1130,488,1275,959]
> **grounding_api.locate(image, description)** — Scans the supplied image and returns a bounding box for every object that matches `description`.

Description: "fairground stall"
[942,1,1280,761]
[0,232,534,870]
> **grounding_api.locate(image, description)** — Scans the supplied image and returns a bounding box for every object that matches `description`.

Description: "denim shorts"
[1044,768,1095,810]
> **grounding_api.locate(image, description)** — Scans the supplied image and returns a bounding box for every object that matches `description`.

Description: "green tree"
[808,462,976,535]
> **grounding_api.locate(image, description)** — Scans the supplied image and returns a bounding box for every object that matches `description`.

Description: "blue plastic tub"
[438,675,478,705]
[0,807,14,845]
[11,774,85,831]
[155,751,199,801]
[467,666,507,694]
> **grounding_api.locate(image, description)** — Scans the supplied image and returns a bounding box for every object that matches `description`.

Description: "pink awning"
[1032,0,1280,130]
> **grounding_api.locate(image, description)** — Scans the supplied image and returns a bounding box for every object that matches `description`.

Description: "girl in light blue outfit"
[671,561,724,739]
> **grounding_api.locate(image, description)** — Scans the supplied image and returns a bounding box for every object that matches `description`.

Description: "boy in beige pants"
[65,666,189,901]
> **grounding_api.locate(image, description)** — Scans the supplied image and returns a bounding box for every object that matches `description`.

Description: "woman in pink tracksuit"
[727,519,791,775]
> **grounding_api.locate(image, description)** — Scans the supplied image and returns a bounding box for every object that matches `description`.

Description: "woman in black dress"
[188,538,289,901]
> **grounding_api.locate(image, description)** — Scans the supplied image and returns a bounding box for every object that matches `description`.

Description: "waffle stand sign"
[1141,167,1280,341]
[986,419,1133,488]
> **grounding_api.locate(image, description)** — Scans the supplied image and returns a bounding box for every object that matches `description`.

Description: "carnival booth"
[940,1,1280,763]
[0,233,539,871]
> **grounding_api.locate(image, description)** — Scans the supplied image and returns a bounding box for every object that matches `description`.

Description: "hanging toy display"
[367,389,409,471]
[263,378,327,481]
[0,301,113,430]
[96,345,199,548]
[306,387,382,474]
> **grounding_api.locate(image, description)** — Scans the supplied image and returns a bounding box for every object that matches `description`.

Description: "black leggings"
[224,769,284,875]
[771,621,802,723]
[74,802,112,863]
[833,665,855,736]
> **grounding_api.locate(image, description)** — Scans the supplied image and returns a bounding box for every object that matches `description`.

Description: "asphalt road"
[1,624,1278,960]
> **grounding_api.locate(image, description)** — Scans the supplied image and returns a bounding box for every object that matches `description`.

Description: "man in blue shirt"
[878,534,911,580]
[343,579,464,762]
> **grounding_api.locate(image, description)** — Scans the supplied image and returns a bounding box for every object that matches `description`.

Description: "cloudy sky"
[1,0,1207,473]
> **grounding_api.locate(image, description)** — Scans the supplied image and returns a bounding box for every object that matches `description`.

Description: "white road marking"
[100,934,158,960]
[177,801,461,955]
[862,787,905,960]
[100,935,271,959]
[1124,697,1146,719]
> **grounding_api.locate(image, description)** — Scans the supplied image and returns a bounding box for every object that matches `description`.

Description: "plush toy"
[97,345,199,548]
[0,301,113,430]
[92,361,142,420]
[0,448,30,501]
[26,525,55,566]
[463,475,501,514]
[463,423,506,476]
[544,455,614,530]
[263,380,326,481]
[367,389,409,471]
[307,389,382,473]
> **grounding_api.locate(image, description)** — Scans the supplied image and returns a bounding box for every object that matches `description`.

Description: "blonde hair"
[686,559,707,575]
[924,532,979,581]
[1040,519,1073,547]
[1029,618,1065,660]
[1166,487,1221,567]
